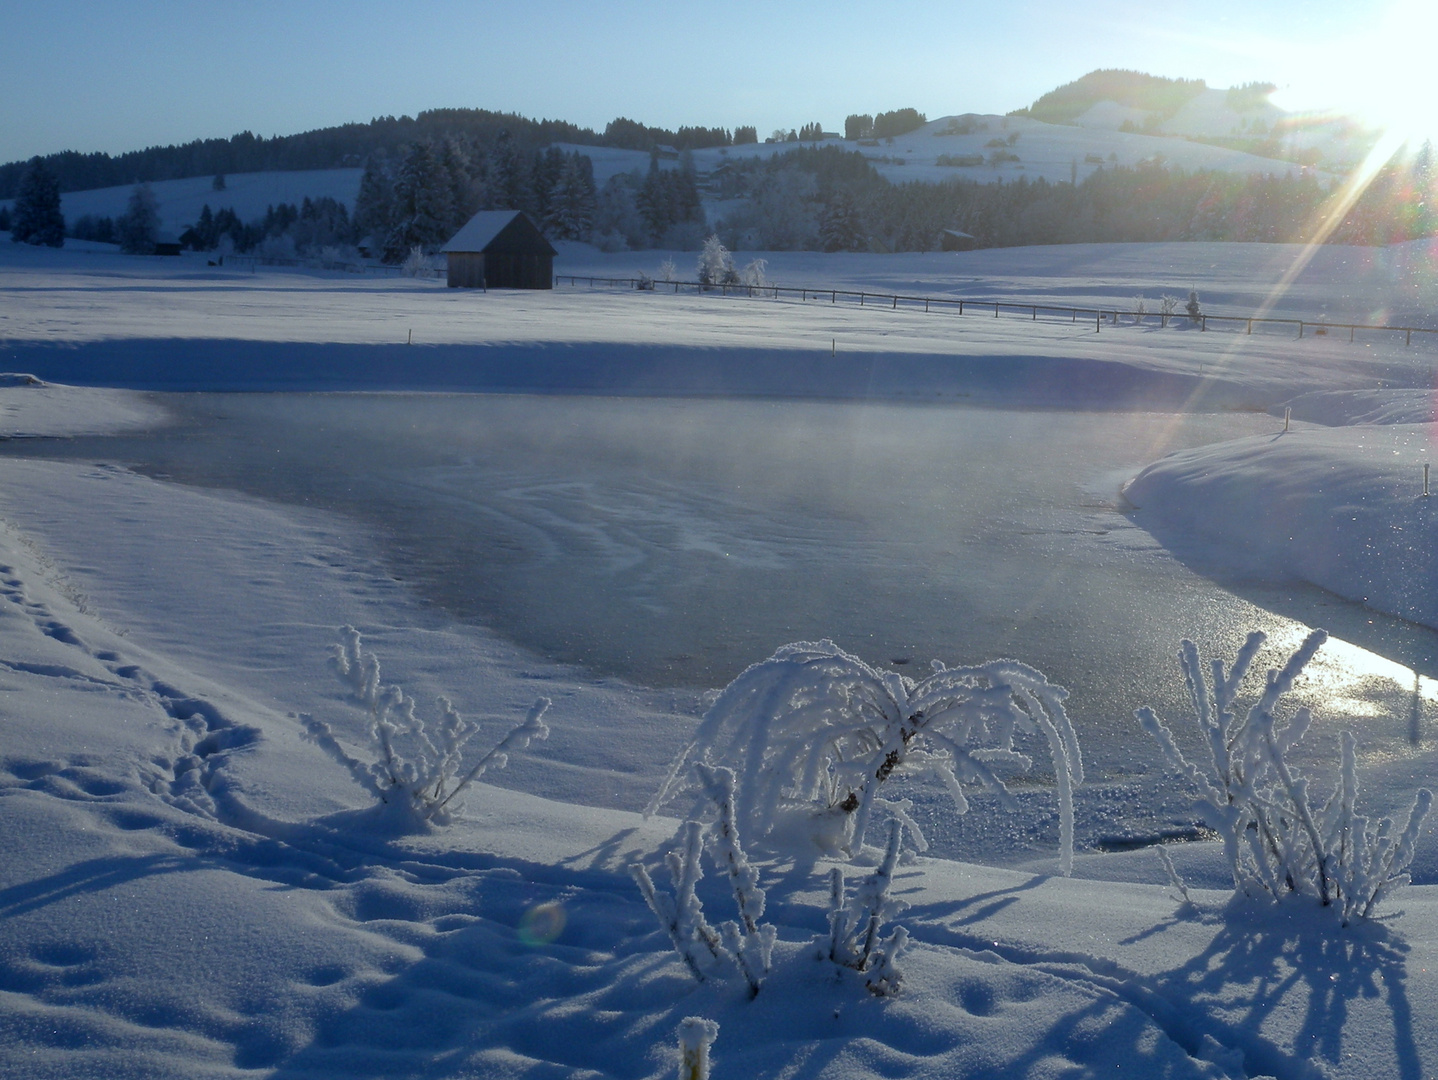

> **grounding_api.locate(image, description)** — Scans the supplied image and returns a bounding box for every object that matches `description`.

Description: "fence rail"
[553,274,1438,347]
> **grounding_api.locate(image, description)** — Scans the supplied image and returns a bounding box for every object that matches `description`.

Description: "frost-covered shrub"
[827,819,910,995]
[658,257,678,282]
[1137,629,1431,923]
[696,235,737,287]
[300,627,550,825]
[648,640,1084,870]
[740,258,768,288]
[401,245,436,277]
[632,765,776,996]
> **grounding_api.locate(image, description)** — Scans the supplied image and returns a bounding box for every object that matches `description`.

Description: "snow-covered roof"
[442,209,556,255]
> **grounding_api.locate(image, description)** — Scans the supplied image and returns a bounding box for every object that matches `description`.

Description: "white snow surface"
[0,239,1437,1077]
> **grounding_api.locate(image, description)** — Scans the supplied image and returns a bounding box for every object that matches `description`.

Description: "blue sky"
[0,0,1412,164]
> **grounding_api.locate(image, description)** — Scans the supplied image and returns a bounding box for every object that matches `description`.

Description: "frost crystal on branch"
[299,626,549,825]
[1137,629,1431,921]
[648,640,1083,869]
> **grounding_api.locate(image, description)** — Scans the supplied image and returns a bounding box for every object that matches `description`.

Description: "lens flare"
[518,902,567,946]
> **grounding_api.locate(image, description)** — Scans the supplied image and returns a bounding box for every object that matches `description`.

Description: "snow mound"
[1125,423,1438,629]
[0,380,169,437]
[1276,389,1438,427]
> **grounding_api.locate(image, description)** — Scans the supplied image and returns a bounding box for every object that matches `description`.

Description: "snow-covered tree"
[115,183,160,254]
[11,157,64,247]
[819,189,866,252]
[383,142,454,261]
[695,235,736,286]
[548,154,596,240]
[648,640,1083,868]
[352,155,395,248]
[484,130,527,211]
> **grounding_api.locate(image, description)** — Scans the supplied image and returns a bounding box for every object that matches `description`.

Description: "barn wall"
[447,252,486,288]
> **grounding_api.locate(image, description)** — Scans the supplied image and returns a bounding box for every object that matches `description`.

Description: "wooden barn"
[442,210,556,289]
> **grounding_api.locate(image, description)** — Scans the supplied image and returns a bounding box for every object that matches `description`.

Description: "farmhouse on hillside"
[442,210,557,289]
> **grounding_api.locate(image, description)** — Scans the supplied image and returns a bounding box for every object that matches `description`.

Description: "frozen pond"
[9,392,1435,794]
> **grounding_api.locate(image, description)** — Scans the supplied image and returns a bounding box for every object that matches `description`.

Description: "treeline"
[0,108,747,199]
[707,145,1438,252]
[1016,70,1208,125]
[352,136,597,260]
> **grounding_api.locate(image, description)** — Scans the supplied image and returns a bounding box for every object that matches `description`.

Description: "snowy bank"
[1126,421,1438,631]
[0,375,168,437]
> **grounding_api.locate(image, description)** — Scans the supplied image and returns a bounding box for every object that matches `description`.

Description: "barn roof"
[442,210,557,255]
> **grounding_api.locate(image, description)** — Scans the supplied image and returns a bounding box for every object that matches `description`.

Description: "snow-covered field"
[1,238,1436,1078]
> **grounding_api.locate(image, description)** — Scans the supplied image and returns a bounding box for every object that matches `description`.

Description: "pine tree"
[818,189,866,251]
[550,154,596,240]
[116,183,160,254]
[384,141,454,261]
[484,130,526,211]
[11,157,65,247]
[353,156,394,247]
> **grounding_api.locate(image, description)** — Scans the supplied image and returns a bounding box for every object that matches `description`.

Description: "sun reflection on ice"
[1267,623,1437,744]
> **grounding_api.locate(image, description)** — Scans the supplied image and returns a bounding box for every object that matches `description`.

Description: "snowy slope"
[0,168,363,236]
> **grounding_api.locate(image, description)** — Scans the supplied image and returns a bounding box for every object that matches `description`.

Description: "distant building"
[153,232,182,256]
[940,229,978,252]
[441,210,557,289]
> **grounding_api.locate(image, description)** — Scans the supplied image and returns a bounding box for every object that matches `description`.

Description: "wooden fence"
[553,274,1438,348]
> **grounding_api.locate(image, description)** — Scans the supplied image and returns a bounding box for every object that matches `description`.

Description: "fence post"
[860,293,865,305]
[995,303,999,318]
[1096,313,1101,333]
[1247,318,1252,335]
[832,290,836,303]
[1298,321,1303,338]
[1032,306,1037,320]
[1201,315,1207,332]
[959,300,964,315]
[925,299,929,312]
[1407,328,1412,346]
[892,295,897,309]
[1350,325,1355,342]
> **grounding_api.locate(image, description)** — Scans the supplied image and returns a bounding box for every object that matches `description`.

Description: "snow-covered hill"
[0,168,363,237]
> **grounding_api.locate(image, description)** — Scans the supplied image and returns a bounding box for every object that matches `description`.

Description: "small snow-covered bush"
[658,257,678,282]
[828,818,910,995]
[1137,629,1431,922]
[401,245,436,277]
[648,640,1084,870]
[1186,288,1202,322]
[632,765,776,996]
[300,627,550,825]
[740,258,768,288]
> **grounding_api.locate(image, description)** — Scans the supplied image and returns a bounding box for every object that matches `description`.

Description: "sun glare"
[1325,0,1438,149]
